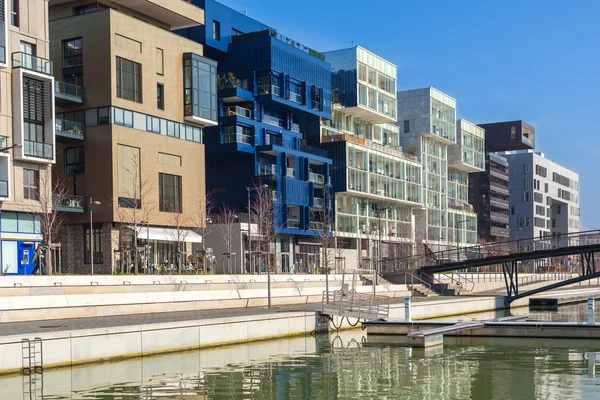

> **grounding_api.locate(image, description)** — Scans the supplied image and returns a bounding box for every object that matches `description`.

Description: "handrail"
[419,271,461,294]
[445,272,475,292]
[404,272,431,296]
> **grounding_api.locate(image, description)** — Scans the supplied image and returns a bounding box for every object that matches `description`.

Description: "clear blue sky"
[219,0,599,229]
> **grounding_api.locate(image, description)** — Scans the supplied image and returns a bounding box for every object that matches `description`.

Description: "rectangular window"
[116,56,142,103]
[159,173,182,213]
[98,107,110,124]
[10,0,19,27]
[156,48,164,75]
[157,83,164,110]
[65,147,85,174]
[510,126,516,140]
[524,192,529,202]
[212,20,220,41]
[114,108,133,127]
[289,82,303,104]
[23,169,39,200]
[146,116,160,133]
[166,121,180,138]
[63,38,83,68]
[312,87,322,110]
[403,120,410,133]
[84,225,103,264]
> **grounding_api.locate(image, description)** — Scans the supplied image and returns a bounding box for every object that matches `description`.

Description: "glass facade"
[430,98,456,142]
[356,47,397,118]
[183,53,218,124]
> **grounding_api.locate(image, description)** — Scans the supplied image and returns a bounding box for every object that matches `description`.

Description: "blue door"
[18,242,36,275]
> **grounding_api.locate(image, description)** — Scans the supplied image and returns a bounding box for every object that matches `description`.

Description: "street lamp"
[246,184,269,274]
[377,206,392,276]
[90,198,101,275]
[0,143,22,276]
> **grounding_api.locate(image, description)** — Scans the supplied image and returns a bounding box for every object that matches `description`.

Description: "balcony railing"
[522,135,534,146]
[12,52,53,75]
[257,84,280,96]
[0,180,8,198]
[262,113,284,128]
[290,122,300,132]
[223,132,252,144]
[0,46,5,65]
[313,197,324,208]
[287,219,299,229]
[55,80,85,100]
[56,118,85,138]
[222,105,252,119]
[53,194,85,212]
[309,172,324,184]
[24,140,53,159]
[301,144,328,158]
[289,92,303,104]
[309,221,324,231]
[286,167,296,178]
[259,164,278,176]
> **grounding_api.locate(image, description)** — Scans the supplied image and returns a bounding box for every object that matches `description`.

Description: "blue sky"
[218,0,598,229]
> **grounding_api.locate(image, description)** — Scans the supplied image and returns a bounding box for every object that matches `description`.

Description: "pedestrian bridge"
[381,229,600,304]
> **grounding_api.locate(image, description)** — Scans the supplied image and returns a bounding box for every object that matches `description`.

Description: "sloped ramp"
[321,290,390,320]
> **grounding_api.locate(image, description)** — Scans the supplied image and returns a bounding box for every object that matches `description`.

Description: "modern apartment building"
[48,0,215,273]
[469,120,536,242]
[0,0,56,274]
[397,88,479,252]
[178,0,333,274]
[502,150,580,242]
[318,46,422,270]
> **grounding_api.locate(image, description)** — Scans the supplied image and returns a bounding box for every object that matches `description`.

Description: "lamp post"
[0,143,22,276]
[90,198,101,275]
[246,184,269,274]
[377,206,391,276]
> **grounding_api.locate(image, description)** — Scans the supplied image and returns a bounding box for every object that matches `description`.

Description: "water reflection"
[4,303,600,399]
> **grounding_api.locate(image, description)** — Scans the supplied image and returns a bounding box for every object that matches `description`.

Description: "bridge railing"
[381,229,600,271]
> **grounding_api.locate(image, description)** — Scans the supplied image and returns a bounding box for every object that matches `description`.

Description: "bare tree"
[311,188,335,297]
[25,165,70,275]
[216,203,238,274]
[191,193,215,274]
[249,180,278,308]
[113,149,155,274]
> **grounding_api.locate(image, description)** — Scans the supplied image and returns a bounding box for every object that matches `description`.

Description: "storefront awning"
[128,226,203,244]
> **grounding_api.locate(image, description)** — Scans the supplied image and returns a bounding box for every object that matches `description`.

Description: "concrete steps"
[431,283,461,296]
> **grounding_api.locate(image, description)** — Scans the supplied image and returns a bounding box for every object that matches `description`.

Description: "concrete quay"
[529,287,600,307]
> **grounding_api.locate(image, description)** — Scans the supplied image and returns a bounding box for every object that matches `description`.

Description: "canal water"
[3,303,600,399]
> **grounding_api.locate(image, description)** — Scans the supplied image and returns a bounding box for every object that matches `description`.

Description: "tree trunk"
[47,233,53,276]
[267,251,271,308]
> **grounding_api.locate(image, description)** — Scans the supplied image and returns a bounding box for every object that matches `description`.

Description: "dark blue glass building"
[178,0,333,273]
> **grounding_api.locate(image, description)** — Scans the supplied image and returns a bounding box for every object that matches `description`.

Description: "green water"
[5,304,600,399]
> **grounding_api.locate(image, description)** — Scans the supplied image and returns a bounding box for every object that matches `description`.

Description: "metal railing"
[53,194,85,211]
[222,105,252,119]
[24,140,53,159]
[419,271,462,295]
[257,84,280,96]
[286,167,295,178]
[309,221,324,231]
[442,272,475,292]
[290,122,300,132]
[259,164,277,176]
[54,80,85,100]
[313,197,324,208]
[222,132,252,144]
[404,272,431,296]
[309,171,324,184]
[262,113,284,127]
[522,135,534,146]
[321,290,390,320]
[12,52,53,75]
[287,219,299,229]
[55,118,85,137]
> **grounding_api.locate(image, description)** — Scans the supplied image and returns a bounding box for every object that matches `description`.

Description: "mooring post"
[405,297,412,322]
[589,298,595,325]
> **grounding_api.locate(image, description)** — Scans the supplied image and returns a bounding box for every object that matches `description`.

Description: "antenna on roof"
[343,40,355,46]
[243,9,248,15]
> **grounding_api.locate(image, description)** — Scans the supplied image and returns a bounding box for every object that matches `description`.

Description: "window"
[525,163,529,174]
[545,182,548,193]
[159,173,182,213]
[66,147,85,174]
[403,120,410,133]
[98,107,110,124]
[146,116,160,133]
[183,54,218,122]
[75,2,107,15]
[116,57,142,103]
[63,38,83,68]
[10,0,19,27]
[510,126,516,140]
[289,82,303,104]
[511,206,515,215]
[157,83,164,110]
[156,48,164,75]
[312,87,322,110]
[114,108,133,127]
[212,20,221,41]
[84,225,103,264]
[167,121,180,138]
[23,169,39,200]
[524,192,529,202]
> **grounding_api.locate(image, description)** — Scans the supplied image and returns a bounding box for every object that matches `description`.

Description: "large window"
[116,56,142,103]
[10,0,19,27]
[84,225,103,264]
[157,83,164,110]
[212,20,220,41]
[156,48,164,75]
[23,169,39,200]
[159,173,182,213]
[63,38,83,68]
[183,54,217,123]
[66,147,85,174]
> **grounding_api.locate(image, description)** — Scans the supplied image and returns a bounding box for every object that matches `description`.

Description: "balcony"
[257,85,280,97]
[289,92,303,104]
[222,105,252,119]
[312,197,324,208]
[490,211,510,225]
[290,122,300,133]
[56,118,85,140]
[286,167,296,178]
[222,125,252,145]
[287,219,299,229]
[54,80,85,105]
[309,221,324,231]
[522,135,534,146]
[262,113,285,128]
[259,164,278,176]
[12,52,53,75]
[24,140,53,160]
[309,172,324,185]
[53,194,85,213]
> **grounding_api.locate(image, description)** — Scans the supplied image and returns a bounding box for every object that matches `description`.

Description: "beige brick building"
[49,0,216,273]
